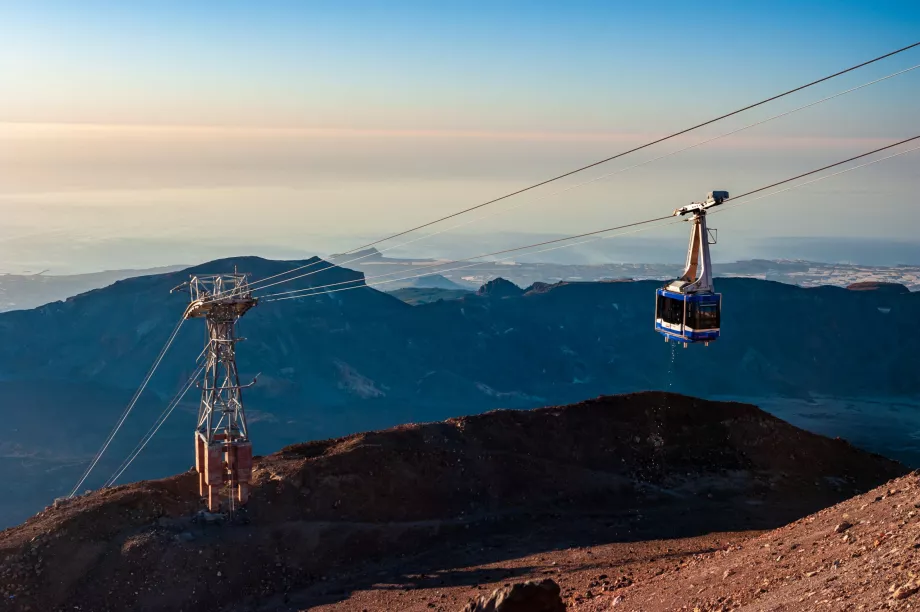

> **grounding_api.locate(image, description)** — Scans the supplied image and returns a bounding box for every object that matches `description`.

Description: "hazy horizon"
[0,232,917,276]
[2,1,919,273]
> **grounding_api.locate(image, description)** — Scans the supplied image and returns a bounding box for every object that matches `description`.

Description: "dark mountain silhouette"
[477,277,524,298]
[328,246,434,264]
[408,273,469,290]
[388,286,473,305]
[0,265,187,312]
[329,247,386,261]
[0,256,917,526]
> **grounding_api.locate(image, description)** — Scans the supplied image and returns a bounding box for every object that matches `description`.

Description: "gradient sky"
[1,1,919,272]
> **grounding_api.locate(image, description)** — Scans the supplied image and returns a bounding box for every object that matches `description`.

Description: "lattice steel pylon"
[175,273,257,513]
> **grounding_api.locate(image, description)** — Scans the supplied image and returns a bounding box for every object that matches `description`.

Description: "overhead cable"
[103,345,208,488]
[69,315,186,496]
[241,41,920,294]
[105,364,204,487]
[254,64,920,301]
[729,135,920,201]
[263,221,682,303]
[263,135,920,302]
[259,214,672,301]
[712,143,920,215]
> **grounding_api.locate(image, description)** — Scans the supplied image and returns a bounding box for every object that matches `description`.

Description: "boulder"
[461,579,565,612]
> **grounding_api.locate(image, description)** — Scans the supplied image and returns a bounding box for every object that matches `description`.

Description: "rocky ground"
[268,473,920,611]
[577,471,920,611]
[0,392,908,611]
[276,517,760,611]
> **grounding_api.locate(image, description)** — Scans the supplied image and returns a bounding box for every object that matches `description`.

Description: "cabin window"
[656,294,685,325]
[688,300,720,330]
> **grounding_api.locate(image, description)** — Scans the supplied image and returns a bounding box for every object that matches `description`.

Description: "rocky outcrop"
[477,277,524,298]
[462,579,565,612]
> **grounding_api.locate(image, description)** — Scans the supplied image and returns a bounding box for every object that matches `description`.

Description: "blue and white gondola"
[654,191,728,347]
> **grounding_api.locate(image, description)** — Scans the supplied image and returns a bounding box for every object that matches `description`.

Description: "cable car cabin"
[655,288,721,345]
[653,190,729,347]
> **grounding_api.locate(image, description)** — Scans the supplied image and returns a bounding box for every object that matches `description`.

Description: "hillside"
[0,256,918,527]
[2,257,915,404]
[576,471,920,611]
[0,392,906,611]
[0,265,187,312]
[387,286,473,305]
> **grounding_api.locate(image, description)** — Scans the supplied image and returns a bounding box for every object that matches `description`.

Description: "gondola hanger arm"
[672,191,730,216]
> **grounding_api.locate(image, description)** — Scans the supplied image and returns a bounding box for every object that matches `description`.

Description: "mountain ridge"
[0,392,907,612]
[0,256,917,528]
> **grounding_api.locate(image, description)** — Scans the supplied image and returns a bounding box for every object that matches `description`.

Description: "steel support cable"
[69,315,186,496]
[259,215,673,301]
[538,143,920,257]
[105,364,205,487]
[267,141,917,302]
[728,135,920,201]
[263,135,920,303]
[103,345,208,488]
[711,143,920,216]
[233,41,920,296]
[254,63,920,301]
[244,59,920,300]
[263,221,681,302]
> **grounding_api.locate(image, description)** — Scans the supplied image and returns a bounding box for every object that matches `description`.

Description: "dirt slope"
[576,470,920,611]
[307,473,920,612]
[0,392,907,611]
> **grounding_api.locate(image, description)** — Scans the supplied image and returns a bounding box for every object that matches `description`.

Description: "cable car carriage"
[654,191,728,347]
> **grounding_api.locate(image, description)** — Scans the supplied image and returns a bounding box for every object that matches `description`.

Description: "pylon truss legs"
[227,437,253,507]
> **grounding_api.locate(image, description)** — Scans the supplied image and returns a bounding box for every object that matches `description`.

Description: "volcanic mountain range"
[0,256,917,529]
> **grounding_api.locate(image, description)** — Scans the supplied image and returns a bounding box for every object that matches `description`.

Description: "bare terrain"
[577,471,920,611]
[0,392,906,611]
[324,471,920,611]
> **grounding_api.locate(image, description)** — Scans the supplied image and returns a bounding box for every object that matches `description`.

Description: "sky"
[1,0,919,272]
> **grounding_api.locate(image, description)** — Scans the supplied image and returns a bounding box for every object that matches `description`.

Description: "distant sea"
[397,234,920,267]
[748,238,920,267]
[0,231,916,275]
